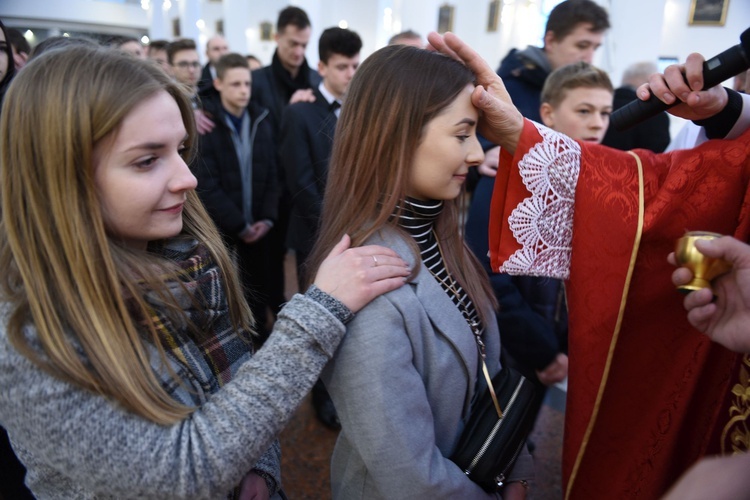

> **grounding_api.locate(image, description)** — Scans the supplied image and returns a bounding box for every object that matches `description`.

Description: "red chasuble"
[489,119,750,499]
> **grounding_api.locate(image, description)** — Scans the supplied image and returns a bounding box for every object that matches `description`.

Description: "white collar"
[318,81,341,108]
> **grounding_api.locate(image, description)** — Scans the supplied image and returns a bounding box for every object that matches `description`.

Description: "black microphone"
[610,27,750,131]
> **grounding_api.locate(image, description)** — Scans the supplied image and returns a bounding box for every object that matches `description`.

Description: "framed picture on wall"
[657,56,679,74]
[437,4,454,34]
[688,0,730,26]
[260,21,273,41]
[487,0,500,32]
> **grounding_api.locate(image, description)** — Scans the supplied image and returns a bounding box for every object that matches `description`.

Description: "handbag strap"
[425,239,505,419]
[481,352,504,419]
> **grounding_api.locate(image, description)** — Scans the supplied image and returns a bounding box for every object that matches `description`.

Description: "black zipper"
[465,378,525,473]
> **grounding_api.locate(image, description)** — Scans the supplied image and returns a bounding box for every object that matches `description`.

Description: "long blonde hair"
[307,45,497,322]
[0,46,252,424]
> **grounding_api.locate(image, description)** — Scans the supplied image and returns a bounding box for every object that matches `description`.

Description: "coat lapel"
[372,229,481,407]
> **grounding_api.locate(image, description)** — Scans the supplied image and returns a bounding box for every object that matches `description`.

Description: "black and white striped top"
[396,198,484,347]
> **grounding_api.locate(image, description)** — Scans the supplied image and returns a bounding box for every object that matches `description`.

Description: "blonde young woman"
[0,46,409,499]
[307,45,533,499]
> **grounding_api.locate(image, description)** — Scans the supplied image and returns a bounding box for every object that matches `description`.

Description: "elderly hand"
[427,32,523,155]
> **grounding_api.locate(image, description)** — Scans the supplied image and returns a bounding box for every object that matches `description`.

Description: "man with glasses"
[168,38,215,134]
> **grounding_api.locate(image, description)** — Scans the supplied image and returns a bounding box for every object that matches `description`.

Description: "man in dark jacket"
[194,53,279,338]
[250,6,321,322]
[251,6,321,134]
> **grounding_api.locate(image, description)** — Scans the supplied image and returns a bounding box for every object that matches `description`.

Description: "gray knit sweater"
[0,291,347,499]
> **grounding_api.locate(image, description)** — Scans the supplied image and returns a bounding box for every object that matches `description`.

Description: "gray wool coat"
[322,228,534,499]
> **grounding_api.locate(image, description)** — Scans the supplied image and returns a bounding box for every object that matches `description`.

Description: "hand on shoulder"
[313,235,410,313]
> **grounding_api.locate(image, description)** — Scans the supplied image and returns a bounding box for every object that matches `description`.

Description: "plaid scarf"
[142,237,254,402]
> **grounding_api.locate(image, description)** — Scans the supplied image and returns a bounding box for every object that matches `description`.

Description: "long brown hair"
[0,46,252,424]
[307,45,497,321]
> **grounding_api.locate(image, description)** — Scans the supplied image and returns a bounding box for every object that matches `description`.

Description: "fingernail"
[680,92,689,101]
[664,93,674,103]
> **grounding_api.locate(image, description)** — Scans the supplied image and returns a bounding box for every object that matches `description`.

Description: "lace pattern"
[500,123,581,279]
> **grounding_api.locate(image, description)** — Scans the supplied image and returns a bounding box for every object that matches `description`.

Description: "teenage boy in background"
[194,53,279,339]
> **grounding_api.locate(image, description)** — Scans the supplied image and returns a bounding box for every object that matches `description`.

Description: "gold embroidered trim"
[565,151,645,499]
[721,354,750,454]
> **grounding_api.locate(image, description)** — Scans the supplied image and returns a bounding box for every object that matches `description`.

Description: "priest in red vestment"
[428,32,750,499]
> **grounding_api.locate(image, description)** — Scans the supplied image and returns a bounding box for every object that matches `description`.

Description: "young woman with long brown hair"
[0,45,409,498]
[307,44,533,499]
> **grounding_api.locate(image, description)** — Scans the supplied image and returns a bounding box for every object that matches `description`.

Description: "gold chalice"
[674,231,732,293]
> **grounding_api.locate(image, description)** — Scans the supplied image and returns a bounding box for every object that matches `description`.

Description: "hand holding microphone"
[611,27,750,130]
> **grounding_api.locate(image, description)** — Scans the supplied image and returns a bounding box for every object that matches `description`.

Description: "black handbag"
[450,363,541,492]
[425,257,541,492]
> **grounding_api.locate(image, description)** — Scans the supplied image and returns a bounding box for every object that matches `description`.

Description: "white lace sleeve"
[500,122,581,280]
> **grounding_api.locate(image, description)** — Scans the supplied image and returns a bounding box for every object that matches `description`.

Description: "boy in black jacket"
[195,53,279,339]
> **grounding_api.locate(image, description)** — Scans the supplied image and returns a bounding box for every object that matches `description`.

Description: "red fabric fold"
[489,123,750,499]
